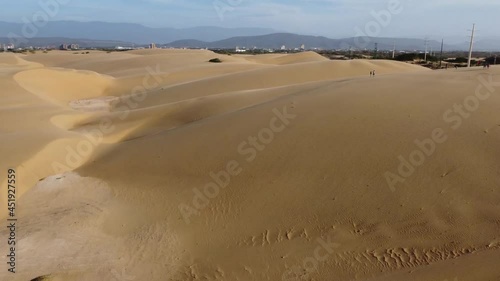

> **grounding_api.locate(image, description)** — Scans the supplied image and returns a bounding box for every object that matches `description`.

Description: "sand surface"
[0,50,499,281]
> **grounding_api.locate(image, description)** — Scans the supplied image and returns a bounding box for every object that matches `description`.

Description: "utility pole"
[467,23,476,68]
[374,42,378,59]
[494,54,497,65]
[424,39,428,62]
[439,39,444,68]
[392,41,396,59]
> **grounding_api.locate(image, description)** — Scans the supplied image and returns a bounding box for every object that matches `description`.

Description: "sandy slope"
[1,50,499,281]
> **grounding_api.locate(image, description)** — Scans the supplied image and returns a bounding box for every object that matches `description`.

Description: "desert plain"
[0,49,499,281]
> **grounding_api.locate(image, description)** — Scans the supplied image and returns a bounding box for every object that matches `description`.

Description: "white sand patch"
[0,172,182,281]
[69,96,119,112]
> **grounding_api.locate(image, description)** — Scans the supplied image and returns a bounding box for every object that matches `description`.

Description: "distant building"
[300,44,305,50]
[115,46,134,50]
[60,44,79,50]
[149,43,157,49]
[281,45,286,50]
[235,46,246,53]
[6,43,14,50]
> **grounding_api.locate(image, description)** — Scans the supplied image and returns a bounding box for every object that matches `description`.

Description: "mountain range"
[0,21,275,45]
[1,21,499,51]
[164,33,449,51]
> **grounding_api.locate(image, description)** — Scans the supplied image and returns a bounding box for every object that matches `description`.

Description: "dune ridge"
[0,49,499,281]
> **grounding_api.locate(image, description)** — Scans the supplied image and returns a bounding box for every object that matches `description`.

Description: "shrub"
[485,56,499,65]
[31,276,51,281]
[395,53,438,62]
[208,58,222,63]
[445,57,468,63]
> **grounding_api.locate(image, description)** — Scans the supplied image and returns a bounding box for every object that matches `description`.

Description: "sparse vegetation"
[209,58,222,63]
[394,53,438,62]
[31,275,51,281]
[444,57,468,63]
[485,56,499,65]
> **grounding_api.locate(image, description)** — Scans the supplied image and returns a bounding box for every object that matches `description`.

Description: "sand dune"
[238,51,329,65]
[14,68,115,105]
[0,53,43,70]
[0,53,26,66]
[1,49,499,281]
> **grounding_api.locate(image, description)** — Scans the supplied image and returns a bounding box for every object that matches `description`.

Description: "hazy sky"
[3,0,498,40]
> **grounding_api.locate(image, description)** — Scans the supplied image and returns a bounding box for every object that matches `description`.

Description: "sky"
[2,0,499,41]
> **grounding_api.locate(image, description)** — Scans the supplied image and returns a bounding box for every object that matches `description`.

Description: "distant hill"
[0,34,469,51]
[164,33,500,51]
[474,37,500,51]
[0,37,134,48]
[164,33,452,51]
[0,21,276,45]
[1,20,498,51]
